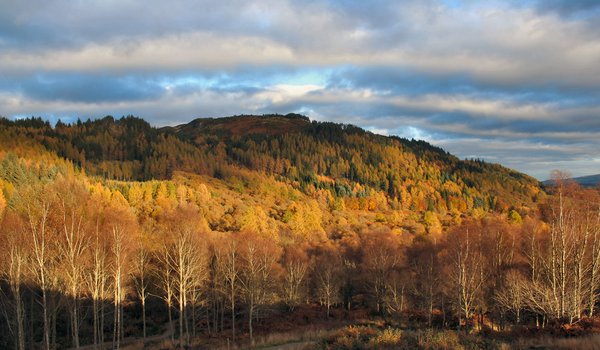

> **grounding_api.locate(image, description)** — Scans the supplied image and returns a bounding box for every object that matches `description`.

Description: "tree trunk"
[168,301,174,342]
[142,300,146,340]
[179,302,184,350]
[249,303,254,345]
[42,288,50,350]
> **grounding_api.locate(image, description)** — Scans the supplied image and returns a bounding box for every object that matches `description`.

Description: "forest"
[1,114,599,350]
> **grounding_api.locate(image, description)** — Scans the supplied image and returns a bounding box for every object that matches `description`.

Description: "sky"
[1,0,600,180]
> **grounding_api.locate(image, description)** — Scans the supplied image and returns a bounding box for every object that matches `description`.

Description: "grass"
[309,326,509,350]
[512,333,600,350]
[129,325,600,350]
[204,327,333,350]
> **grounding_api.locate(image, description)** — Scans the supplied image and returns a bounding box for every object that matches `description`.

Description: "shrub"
[367,328,403,349]
[322,326,377,350]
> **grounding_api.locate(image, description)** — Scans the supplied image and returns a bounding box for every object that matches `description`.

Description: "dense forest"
[0,114,598,349]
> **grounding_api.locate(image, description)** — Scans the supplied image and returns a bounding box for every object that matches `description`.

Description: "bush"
[367,328,403,349]
[321,326,377,350]
[315,327,504,350]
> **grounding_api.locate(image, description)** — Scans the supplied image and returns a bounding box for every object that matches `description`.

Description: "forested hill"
[0,114,542,214]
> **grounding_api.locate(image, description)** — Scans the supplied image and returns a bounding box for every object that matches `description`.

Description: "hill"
[0,114,543,215]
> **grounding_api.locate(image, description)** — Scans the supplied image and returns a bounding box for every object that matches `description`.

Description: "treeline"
[0,150,599,350]
[0,115,542,215]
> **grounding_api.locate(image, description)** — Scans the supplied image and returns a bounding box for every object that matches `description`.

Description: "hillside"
[0,114,542,216]
[162,113,311,139]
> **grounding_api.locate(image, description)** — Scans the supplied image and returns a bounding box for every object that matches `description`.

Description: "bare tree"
[111,225,129,350]
[221,239,240,342]
[281,246,308,311]
[495,270,526,324]
[57,189,89,349]
[169,226,208,349]
[24,190,53,350]
[386,269,408,318]
[132,239,151,341]
[407,237,440,328]
[587,201,600,317]
[447,226,486,332]
[0,214,28,350]
[239,235,281,345]
[314,248,342,318]
[86,222,110,348]
[156,242,176,343]
[363,230,401,315]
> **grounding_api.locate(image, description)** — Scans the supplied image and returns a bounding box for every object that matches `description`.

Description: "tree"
[362,229,402,315]
[86,186,120,347]
[56,180,89,349]
[313,244,342,318]
[21,185,54,350]
[111,225,130,350]
[156,203,210,349]
[131,238,150,341]
[445,223,486,332]
[86,222,110,348]
[495,270,526,324]
[407,236,441,327]
[239,233,282,344]
[156,239,176,343]
[220,238,240,342]
[170,223,208,349]
[281,245,309,311]
[0,213,27,350]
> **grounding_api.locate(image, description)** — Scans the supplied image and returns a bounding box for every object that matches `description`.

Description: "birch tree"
[57,185,89,349]
[23,186,54,350]
[239,234,281,344]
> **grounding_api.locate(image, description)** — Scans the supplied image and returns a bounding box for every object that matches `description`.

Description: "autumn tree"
[407,236,441,327]
[494,270,526,324]
[220,237,240,341]
[281,245,309,311]
[0,213,27,350]
[19,184,55,350]
[444,223,486,332]
[131,237,151,341]
[239,233,282,344]
[311,243,342,318]
[55,178,90,349]
[171,219,209,348]
[362,229,402,315]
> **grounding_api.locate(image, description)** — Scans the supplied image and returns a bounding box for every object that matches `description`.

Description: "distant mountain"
[544,174,600,188]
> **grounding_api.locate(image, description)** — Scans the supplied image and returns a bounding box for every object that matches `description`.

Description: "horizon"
[2,0,600,179]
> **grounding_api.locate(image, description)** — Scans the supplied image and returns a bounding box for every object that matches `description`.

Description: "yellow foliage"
[288,200,325,241]
[508,209,523,224]
[240,205,278,239]
[423,211,442,235]
[0,189,6,218]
